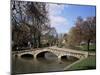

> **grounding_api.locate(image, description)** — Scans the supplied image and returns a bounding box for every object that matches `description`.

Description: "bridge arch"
[60,55,79,61]
[16,51,34,58]
[35,50,58,59]
[60,53,84,60]
[21,54,34,59]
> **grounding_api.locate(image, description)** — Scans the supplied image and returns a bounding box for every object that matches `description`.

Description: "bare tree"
[11,1,50,50]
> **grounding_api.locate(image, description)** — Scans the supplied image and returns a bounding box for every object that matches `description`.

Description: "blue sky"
[48,3,96,34]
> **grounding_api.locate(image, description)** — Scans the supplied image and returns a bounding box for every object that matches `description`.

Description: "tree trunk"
[33,31,36,48]
[38,34,41,48]
[87,39,90,56]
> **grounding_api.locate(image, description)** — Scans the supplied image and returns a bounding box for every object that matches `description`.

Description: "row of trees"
[11,1,58,50]
[66,16,96,51]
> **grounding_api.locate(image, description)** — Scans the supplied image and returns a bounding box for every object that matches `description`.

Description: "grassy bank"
[66,56,96,70]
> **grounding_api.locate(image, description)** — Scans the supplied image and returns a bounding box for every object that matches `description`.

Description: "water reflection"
[61,56,78,62]
[37,52,58,62]
[12,52,78,74]
[21,54,33,60]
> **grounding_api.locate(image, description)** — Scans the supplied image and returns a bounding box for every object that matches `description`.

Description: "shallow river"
[12,52,78,74]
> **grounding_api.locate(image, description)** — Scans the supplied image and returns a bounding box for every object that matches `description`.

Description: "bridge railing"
[12,49,34,55]
[48,47,88,55]
[12,48,47,55]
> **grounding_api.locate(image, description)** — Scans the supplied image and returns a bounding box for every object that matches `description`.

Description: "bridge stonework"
[12,47,88,60]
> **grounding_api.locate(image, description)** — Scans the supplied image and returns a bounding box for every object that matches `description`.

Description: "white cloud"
[50,16,67,27]
[48,3,68,27]
[48,4,66,16]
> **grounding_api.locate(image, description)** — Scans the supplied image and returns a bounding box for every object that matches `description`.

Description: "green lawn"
[80,45,96,51]
[67,56,96,70]
[75,45,96,52]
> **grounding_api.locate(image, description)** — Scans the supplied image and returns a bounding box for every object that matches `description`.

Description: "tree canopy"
[67,16,96,50]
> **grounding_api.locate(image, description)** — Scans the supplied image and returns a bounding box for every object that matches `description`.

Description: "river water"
[12,52,78,74]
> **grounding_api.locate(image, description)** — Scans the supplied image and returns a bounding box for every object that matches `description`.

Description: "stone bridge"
[12,47,88,60]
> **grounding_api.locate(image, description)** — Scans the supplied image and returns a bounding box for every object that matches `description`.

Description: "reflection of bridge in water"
[12,47,88,60]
